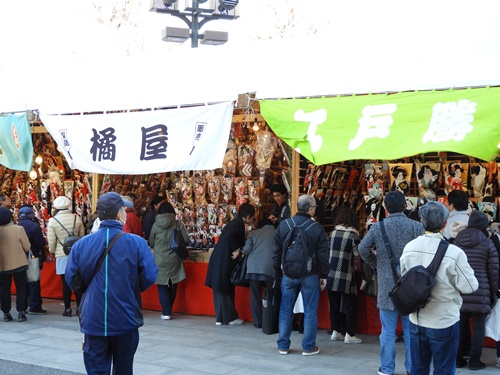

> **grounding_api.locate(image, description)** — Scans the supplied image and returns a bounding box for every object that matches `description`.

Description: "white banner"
[41,102,234,174]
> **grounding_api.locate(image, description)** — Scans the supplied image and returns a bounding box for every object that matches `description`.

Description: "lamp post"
[151,0,239,48]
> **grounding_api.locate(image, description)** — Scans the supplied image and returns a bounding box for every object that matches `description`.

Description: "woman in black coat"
[205,203,255,326]
[454,211,499,370]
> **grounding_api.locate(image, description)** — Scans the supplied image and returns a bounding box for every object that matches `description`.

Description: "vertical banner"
[0,113,34,172]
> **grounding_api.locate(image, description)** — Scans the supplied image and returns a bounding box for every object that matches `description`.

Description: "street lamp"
[151,0,239,48]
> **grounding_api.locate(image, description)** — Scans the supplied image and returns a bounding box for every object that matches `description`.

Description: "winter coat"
[47,209,85,258]
[142,208,157,240]
[65,220,158,336]
[0,223,30,273]
[269,200,291,228]
[149,213,189,285]
[124,209,144,237]
[454,227,499,314]
[17,216,46,258]
[272,213,330,279]
[243,224,275,279]
[326,225,359,294]
[205,217,246,295]
[358,212,424,310]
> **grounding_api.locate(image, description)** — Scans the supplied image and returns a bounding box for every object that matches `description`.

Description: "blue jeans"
[157,283,177,316]
[379,309,411,374]
[409,321,459,375]
[277,274,319,352]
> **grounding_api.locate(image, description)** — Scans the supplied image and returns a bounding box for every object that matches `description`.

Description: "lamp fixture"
[252,118,259,132]
[35,155,43,165]
[162,27,190,43]
[29,169,38,180]
[200,30,228,45]
[151,0,239,48]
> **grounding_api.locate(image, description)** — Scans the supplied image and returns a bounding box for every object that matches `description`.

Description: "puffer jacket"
[47,209,85,258]
[454,227,499,314]
[149,213,189,285]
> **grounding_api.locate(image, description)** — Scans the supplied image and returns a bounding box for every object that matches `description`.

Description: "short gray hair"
[297,194,315,213]
[419,201,449,232]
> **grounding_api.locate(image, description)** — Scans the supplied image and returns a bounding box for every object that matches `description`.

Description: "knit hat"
[0,207,12,225]
[450,221,468,239]
[53,196,71,210]
[468,210,489,231]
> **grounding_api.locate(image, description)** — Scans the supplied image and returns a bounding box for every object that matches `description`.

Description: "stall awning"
[261,87,500,164]
[40,102,233,174]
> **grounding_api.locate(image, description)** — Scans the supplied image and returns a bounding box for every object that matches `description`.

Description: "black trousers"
[249,279,273,327]
[457,312,487,365]
[213,288,238,324]
[328,290,357,336]
[0,270,27,314]
[61,274,81,310]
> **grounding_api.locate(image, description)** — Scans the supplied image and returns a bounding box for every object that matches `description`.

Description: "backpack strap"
[71,215,76,234]
[426,240,449,275]
[379,220,399,283]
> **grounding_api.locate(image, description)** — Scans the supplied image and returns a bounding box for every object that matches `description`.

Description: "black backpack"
[281,218,316,278]
[53,216,80,256]
[389,240,448,316]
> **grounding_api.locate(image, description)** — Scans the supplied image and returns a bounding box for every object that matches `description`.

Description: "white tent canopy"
[1,1,500,114]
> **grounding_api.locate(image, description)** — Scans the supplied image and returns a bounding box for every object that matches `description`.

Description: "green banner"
[261,87,500,164]
[0,113,34,172]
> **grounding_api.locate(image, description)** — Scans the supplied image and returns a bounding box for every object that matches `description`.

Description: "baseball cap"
[19,206,34,216]
[96,192,133,214]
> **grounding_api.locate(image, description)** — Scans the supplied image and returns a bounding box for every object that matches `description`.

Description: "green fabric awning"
[261,87,500,164]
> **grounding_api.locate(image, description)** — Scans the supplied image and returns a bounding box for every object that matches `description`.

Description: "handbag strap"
[379,220,399,284]
[86,231,124,290]
[426,240,449,275]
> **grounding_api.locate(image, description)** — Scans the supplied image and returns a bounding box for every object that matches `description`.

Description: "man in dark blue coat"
[66,192,158,375]
[273,194,329,356]
[17,205,47,314]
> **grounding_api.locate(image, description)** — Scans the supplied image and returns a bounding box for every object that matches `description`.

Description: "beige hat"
[121,196,134,208]
[53,196,71,210]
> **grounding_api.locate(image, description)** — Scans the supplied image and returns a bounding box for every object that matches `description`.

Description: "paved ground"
[0,298,498,375]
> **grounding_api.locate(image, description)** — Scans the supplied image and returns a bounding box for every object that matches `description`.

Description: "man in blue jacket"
[66,192,158,375]
[18,205,47,314]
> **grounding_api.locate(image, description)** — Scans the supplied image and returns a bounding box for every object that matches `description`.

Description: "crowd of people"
[1,185,500,374]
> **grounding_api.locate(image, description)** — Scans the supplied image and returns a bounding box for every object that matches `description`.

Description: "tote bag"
[170,221,189,260]
[26,250,40,283]
[230,254,249,287]
[485,302,500,341]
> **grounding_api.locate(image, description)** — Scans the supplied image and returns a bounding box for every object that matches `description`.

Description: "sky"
[1,1,500,112]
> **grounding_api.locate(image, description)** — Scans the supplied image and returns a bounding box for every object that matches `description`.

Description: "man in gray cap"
[66,192,158,375]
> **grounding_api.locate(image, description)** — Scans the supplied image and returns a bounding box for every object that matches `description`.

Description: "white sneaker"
[160,315,171,320]
[215,322,222,326]
[228,318,244,325]
[330,330,345,341]
[344,333,362,344]
[497,357,500,368]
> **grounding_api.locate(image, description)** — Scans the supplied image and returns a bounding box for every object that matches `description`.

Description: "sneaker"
[344,333,362,344]
[469,361,486,371]
[497,357,500,368]
[160,315,171,320]
[215,322,222,326]
[278,348,289,355]
[228,318,244,325]
[330,330,345,341]
[27,309,47,315]
[302,346,320,356]
[18,312,27,322]
[3,313,12,322]
[377,367,393,375]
